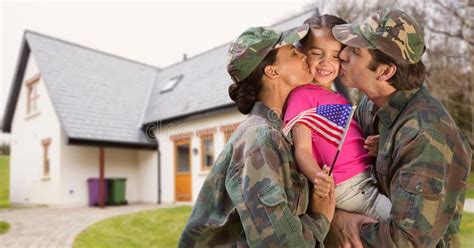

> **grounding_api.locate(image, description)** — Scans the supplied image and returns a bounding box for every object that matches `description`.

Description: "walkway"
[0,204,170,248]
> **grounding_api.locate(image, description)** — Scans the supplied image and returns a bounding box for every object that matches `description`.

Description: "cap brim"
[274,24,309,49]
[332,24,375,49]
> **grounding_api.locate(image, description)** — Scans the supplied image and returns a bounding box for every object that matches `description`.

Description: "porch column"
[99,146,105,208]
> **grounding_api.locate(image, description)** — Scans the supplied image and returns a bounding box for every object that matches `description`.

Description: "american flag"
[283,104,356,149]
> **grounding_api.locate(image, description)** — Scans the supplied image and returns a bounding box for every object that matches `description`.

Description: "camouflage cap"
[332,8,425,64]
[227,24,309,83]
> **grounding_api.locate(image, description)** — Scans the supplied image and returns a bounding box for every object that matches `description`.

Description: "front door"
[175,139,192,201]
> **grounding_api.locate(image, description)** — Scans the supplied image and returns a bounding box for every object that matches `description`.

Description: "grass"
[466,172,474,199]
[0,155,9,208]
[0,221,10,235]
[73,206,192,248]
[74,205,474,247]
[462,172,474,246]
[461,212,474,247]
[0,155,10,235]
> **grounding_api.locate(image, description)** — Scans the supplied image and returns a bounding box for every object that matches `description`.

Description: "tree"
[408,0,473,149]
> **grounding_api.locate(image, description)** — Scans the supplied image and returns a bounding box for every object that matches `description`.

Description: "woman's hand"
[310,168,335,222]
[364,134,380,157]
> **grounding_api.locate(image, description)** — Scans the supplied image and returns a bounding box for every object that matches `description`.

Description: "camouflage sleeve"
[360,128,470,247]
[308,212,331,242]
[354,95,374,138]
[225,132,328,247]
[354,95,367,126]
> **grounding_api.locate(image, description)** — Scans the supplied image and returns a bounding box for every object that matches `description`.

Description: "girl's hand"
[310,166,336,221]
[313,165,332,198]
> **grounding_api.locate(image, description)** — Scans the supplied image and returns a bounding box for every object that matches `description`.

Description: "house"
[1,10,315,206]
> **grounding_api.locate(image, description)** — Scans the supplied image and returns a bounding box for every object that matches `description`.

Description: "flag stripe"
[283,111,344,136]
[303,113,344,133]
[299,116,342,140]
[283,108,318,134]
[284,108,314,131]
[295,119,340,146]
[282,104,355,149]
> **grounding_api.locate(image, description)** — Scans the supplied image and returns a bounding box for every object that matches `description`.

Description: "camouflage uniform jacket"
[355,86,472,247]
[178,101,330,247]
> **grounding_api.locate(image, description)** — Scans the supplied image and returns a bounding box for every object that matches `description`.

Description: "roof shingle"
[3,9,315,147]
[26,31,158,146]
[142,10,314,124]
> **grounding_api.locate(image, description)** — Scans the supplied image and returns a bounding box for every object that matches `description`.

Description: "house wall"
[137,150,158,203]
[59,136,155,206]
[9,54,159,207]
[155,109,245,203]
[8,53,244,206]
[9,55,62,205]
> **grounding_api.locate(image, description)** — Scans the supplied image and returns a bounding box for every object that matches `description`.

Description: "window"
[202,137,214,170]
[197,128,216,171]
[160,75,183,93]
[41,138,51,179]
[26,73,41,115]
[220,123,240,143]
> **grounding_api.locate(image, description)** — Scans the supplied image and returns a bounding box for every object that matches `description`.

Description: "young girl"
[283,15,391,221]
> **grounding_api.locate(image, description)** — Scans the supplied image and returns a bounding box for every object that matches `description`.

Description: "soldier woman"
[179,24,336,247]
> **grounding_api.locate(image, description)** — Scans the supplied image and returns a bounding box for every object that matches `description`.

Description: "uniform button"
[415,184,423,193]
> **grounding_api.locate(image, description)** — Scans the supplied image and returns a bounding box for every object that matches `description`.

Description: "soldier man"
[328,8,472,247]
[179,24,336,247]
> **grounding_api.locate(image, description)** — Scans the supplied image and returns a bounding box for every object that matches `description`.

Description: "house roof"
[2,9,315,148]
[3,31,160,148]
[142,9,315,124]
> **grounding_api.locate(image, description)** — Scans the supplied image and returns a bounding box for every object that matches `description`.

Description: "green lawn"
[461,212,474,247]
[0,155,9,208]
[74,206,474,247]
[73,206,192,248]
[0,221,10,235]
[467,172,474,199]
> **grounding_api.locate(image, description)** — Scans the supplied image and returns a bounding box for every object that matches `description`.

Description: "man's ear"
[376,63,396,81]
[264,65,279,79]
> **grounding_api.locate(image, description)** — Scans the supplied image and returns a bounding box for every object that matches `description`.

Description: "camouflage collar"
[250,101,293,145]
[377,86,424,128]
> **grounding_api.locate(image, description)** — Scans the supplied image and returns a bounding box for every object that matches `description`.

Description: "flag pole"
[329,105,357,176]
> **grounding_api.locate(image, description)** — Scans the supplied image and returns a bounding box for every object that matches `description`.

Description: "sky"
[0,0,314,140]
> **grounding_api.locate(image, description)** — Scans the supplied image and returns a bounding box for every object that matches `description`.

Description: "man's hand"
[326,210,378,248]
[364,135,379,157]
[310,168,336,221]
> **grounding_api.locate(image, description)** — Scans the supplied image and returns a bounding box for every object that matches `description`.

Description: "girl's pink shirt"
[284,84,371,185]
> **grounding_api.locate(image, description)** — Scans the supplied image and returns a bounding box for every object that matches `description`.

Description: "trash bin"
[87,178,108,206]
[107,178,127,205]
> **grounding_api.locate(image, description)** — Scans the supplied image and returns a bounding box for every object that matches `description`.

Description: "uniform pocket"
[398,171,444,233]
[399,171,443,199]
[258,185,298,245]
[259,185,287,206]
